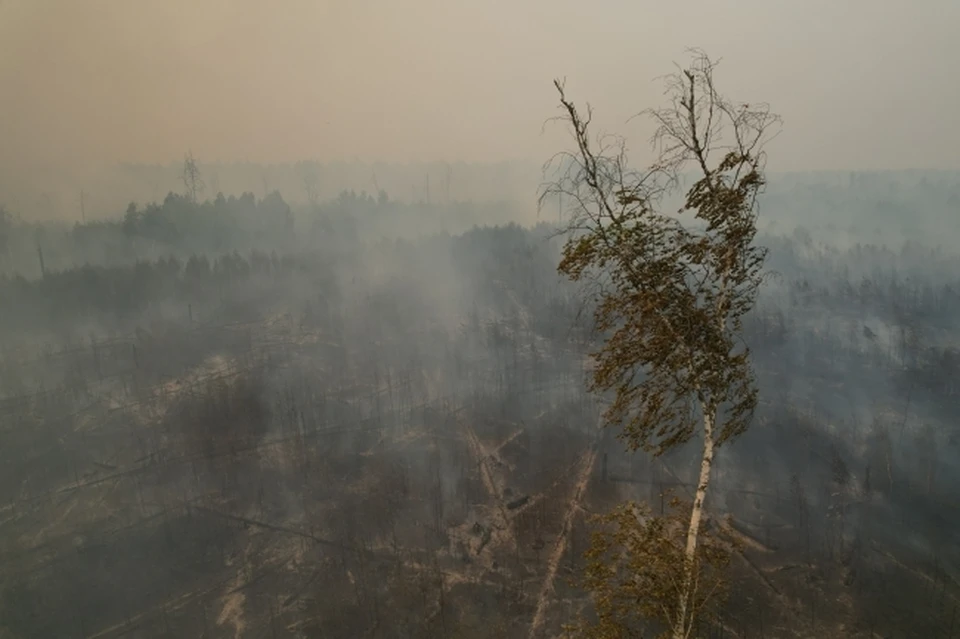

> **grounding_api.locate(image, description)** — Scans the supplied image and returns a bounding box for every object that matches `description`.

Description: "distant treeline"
[119,190,294,249]
[0,188,524,278]
[0,250,329,337]
[0,159,540,222]
[0,216,576,344]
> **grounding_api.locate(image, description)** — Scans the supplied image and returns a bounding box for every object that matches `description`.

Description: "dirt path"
[461,420,518,554]
[217,545,253,639]
[490,426,525,470]
[87,575,231,639]
[528,444,599,638]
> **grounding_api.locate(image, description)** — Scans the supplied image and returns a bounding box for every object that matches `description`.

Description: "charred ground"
[1,179,959,638]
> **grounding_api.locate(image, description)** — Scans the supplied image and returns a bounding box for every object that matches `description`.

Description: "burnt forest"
[0,167,958,638]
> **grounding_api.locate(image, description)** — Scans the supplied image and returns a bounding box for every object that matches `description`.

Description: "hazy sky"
[1,0,958,172]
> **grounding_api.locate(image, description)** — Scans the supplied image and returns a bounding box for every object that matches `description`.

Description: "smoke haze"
[1,3,959,638]
[2,0,958,174]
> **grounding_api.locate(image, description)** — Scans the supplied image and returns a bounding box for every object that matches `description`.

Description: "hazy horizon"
[2,0,958,173]
[2,0,959,221]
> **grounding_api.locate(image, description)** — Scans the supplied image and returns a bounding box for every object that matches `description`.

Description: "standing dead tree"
[182,150,205,204]
[303,168,321,207]
[541,50,780,638]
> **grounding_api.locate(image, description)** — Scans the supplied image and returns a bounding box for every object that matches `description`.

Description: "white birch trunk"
[673,406,716,639]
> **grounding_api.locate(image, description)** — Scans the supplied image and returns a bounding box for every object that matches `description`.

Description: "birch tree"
[542,50,780,638]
